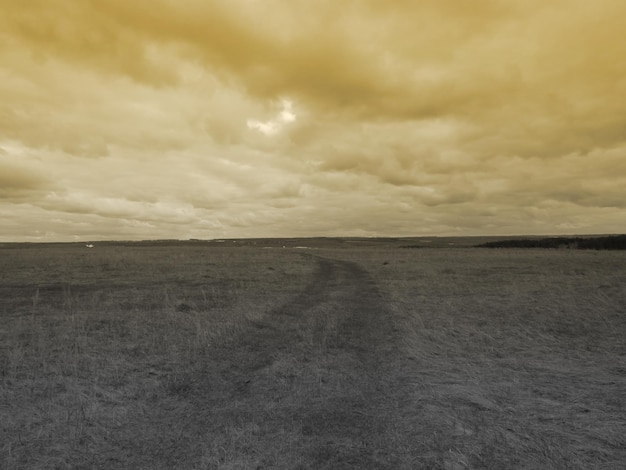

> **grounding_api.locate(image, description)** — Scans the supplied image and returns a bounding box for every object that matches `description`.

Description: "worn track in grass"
[117,254,411,469]
[215,254,409,468]
[267,255,405,467]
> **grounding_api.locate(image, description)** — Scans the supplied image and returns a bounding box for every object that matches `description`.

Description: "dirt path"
[206,254,410,468]
[114,254,413,469]
[286,256,408,468]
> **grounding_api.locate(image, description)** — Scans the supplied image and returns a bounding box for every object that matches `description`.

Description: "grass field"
[1,242,625,469]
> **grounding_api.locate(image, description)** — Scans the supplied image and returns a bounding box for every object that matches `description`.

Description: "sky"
[1,0,625,241]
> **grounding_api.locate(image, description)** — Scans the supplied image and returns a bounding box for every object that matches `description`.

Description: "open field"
[1,242,625,469]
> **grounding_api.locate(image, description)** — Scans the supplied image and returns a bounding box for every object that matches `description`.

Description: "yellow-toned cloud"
[1,0,625,240]
[0,161,49,199]
[0,144,53,200]
[3,0,626,134]
[247,99,296,135]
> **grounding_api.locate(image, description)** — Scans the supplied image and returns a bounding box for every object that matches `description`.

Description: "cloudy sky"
[1,0,625,241]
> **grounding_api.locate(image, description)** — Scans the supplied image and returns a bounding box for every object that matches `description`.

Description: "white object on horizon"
[86,244,94,248]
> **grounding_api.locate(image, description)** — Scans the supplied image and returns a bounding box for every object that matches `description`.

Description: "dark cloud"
[1,0,625,240]
[0,157,51,199]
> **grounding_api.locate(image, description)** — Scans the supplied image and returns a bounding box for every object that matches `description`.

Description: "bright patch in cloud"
[279,99,296,123]
[247,99,296,136]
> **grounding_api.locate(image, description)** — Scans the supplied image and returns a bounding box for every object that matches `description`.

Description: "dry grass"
[1,243,625,469]
[332,247,626,468]
[0,245,313,469]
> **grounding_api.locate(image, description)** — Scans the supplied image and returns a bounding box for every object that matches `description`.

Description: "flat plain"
[1,240,625,469]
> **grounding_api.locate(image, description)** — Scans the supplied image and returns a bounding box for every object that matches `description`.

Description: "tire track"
[267,255,406,468]
[271,257,335,317]
[187,255,408,468]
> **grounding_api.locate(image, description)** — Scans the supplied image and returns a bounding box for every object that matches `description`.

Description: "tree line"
[477,235,626,250]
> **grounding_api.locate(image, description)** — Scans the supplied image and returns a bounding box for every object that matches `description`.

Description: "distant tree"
[477,235,626,250]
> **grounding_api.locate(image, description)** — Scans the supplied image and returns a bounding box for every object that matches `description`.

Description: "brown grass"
[1,243,625,469]
[333,247,626,468]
